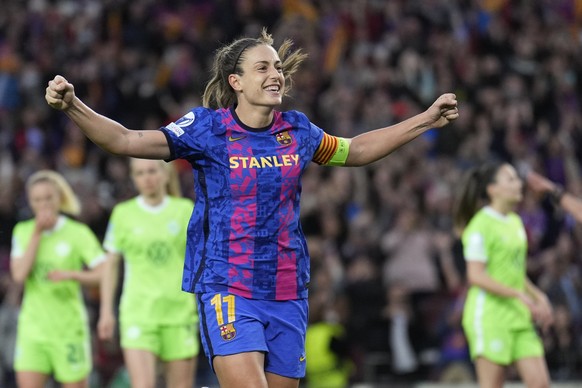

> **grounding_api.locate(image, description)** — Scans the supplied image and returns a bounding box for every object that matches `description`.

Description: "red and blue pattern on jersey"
[161,106,333,300]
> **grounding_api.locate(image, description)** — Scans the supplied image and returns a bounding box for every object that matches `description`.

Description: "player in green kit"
[10,170,106,388]
[453,161,553,388]
[97,158,198,388]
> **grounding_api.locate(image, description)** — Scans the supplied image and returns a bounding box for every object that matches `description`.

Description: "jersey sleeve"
[313,132,338,165]
[159,107,214,161]
[301,112,349,166]
[103,205,122,253]
[10,222,25,259]
[77,224,106,268]
[181,198,195,215]
[462,230,487,262]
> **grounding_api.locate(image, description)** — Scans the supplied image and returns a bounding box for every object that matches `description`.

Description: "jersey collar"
[137,195,169,213]
[42,215,66,235]
[483,205,510,221]
[230,105,275,133]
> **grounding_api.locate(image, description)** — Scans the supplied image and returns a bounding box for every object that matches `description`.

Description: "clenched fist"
[45,75,75,111]
[426,93,459,128]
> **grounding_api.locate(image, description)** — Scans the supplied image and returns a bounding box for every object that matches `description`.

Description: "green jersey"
[11,216,105,340]
[462,206,530,330]
[104,196,196,326]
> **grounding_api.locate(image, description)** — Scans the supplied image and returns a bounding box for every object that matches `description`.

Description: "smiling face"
[230,44,285,109]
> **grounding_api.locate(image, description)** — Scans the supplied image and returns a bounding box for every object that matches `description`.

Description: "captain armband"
[313,134,350,166]
[326,137,350,166]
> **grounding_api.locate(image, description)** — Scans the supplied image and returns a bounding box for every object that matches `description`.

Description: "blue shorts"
[197,292,308,378]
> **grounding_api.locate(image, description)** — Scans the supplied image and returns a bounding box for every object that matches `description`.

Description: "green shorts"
[14,334,91,383]
[463,324,544,365]
[120,322,199,361]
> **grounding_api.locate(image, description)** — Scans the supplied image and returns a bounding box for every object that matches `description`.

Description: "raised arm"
[45,75,170,159]
[526,170,582,223]
[11,209,57,284]
[11,224,43,284]
[345,93,458,166]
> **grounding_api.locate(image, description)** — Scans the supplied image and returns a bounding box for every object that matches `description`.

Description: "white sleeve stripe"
[103,239,121,253]
[88,253,107,268]
[465,256,487,262]
[464,231,488,262]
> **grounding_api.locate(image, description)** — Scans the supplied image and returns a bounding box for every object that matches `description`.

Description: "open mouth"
[264,85,281,94]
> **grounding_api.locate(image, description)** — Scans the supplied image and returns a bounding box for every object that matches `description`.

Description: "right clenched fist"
[45,75,75,111]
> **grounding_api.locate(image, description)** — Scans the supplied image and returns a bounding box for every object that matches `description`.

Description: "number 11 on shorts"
[210,294,236,325]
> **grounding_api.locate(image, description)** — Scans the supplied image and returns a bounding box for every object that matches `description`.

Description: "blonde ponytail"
[164,161,182,197]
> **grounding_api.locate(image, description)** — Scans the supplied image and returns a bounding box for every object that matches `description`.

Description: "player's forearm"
[525,278,548,303]
[560,193,582,223]
[65,97,133,155]
[346,111,432,166]
[467,269,520,298]
[99,255,120,314]
[72,263,104,286]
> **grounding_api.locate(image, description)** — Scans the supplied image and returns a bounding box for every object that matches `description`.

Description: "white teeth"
[266,86,279,92]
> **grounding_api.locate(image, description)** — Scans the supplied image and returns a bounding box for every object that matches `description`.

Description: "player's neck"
[141,193,165,207]
[489,201,514,215]
[235,103,274,129]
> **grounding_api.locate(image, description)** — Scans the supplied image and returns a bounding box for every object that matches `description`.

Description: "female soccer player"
[97,158,198,388]
[453,161,553,388]
[45,29,458,388]
[10,170,106,388]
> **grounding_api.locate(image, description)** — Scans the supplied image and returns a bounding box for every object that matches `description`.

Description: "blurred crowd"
[1,0,582,386]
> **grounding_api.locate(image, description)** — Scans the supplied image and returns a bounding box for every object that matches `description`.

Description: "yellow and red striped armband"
[313,133,350,166]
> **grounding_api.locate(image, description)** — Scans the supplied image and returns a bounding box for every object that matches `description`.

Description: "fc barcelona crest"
[220,323,236,341]
[275,131,293,146]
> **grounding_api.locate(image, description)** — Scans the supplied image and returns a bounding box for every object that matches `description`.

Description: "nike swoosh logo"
[299,356,306,362]
[228,135,246,142]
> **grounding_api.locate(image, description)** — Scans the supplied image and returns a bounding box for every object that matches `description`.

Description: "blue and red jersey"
[161,107,334,300]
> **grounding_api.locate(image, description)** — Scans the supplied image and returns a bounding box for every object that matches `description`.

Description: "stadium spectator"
[0,278,20,388]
